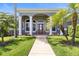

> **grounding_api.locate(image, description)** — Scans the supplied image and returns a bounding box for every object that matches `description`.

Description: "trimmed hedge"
[68,24,79,38]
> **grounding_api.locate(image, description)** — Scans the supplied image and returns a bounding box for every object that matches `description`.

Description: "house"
[11,8,68,35]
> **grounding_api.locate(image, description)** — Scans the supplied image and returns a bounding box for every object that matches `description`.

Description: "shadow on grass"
[21,36,35,40]
[48,37,79,47]
[60,40,79,47]
[48,37,62,46]
[0,47,12,52]
[0,36,35,47]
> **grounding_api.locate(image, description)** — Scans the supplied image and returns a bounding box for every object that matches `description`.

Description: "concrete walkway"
[29,35,55,56]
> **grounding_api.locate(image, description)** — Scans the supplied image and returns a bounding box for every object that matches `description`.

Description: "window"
[26,20,29,22]
[25,20,36,31]
[33,24,36,31]
[52,27,56,31]
[26,23,29,31]
[33,20,36,31]
[25,19,29,31]
[33,20,35,22]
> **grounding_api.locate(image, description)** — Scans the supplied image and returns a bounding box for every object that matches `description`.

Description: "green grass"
[48,36,79,56]
[0,36,35,56]
[0,36,13,42]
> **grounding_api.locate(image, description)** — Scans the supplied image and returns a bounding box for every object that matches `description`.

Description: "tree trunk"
[1,34,4,42]
[71,11,77,46]
[60,25,69,41]
[72,28,76,45]
[14,30,17,38]
[14,3,17,38]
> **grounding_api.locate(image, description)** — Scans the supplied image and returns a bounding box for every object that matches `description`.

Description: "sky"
[0,3,69,14]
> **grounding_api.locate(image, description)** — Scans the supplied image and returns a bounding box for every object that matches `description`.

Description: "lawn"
[48,36,79,56]
[0,36,35,56]
[0,36,13,42]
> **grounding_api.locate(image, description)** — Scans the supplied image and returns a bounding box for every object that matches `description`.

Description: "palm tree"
[51,9,71,41]
[52,3,79,45]
[0,12,15,42]
[13,3,17,38]
[69,3,79,45]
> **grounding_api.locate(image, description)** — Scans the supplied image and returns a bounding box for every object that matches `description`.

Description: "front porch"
[17,9,61,35]
[18,14,60,35]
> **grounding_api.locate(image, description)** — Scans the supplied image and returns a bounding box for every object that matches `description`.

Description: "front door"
[37,23,44,34]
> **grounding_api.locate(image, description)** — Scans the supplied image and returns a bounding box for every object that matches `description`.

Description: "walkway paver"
[29,35,55,56]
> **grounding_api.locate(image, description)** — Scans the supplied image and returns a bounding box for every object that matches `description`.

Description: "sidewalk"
[29,35,55,56]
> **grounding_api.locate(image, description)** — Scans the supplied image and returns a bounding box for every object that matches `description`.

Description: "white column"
[49,16,52,35]
[29,16,33,35]
[19,16,22,35]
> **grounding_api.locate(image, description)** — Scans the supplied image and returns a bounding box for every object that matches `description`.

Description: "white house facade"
[17,8,65,35]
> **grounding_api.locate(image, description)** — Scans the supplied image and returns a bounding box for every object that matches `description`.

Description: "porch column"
[29,16,33,35]
[19,16,22,35]
[49,16,52,35]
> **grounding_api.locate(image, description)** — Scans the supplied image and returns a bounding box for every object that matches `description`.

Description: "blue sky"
[0,3,68,14]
